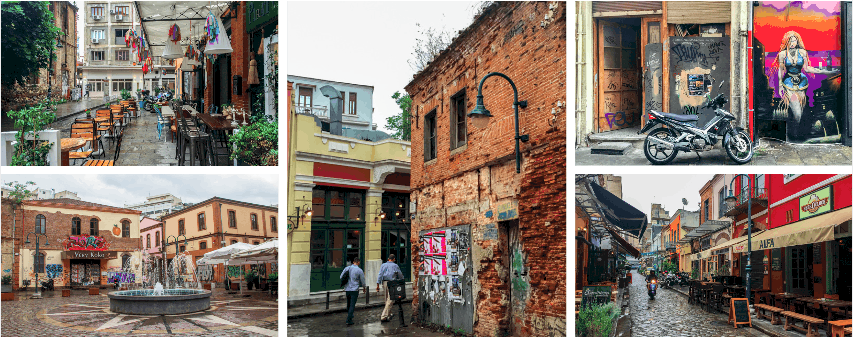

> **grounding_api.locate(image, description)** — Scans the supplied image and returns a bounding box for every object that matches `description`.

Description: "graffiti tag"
[604,111,635,129]
[683,105,700,115]
[60,235,110,251]
[671,43,710,67]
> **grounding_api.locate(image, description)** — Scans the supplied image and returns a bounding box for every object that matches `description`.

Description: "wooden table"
[774,292,805,311]
[60,138,87,166]
[161,105,175,117]
[182,105,199,115]
[197,113,239,131]
[819,299,853,322]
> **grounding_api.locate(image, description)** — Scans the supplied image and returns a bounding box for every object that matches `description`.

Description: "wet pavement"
[287,302,447,337]
[576,138,852,165]
[628,271,766,337]
[1,288,277,336]
[2,97,110,132]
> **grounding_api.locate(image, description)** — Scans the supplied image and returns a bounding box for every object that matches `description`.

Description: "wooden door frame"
[640,16,663,124]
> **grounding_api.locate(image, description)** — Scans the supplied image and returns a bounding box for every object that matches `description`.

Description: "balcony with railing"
[723,187,768,216]
[295,104,329,119]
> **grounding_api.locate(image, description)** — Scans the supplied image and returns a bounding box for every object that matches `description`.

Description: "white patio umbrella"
[197,242,254,291]
[228,239,277,265]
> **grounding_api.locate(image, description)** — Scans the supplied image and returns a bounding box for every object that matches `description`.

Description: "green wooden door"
[310,227,364,292]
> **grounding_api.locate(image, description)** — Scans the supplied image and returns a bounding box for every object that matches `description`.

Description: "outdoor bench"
[782,310,825,337]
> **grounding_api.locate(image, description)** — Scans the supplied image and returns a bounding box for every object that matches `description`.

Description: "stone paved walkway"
[628,270,765,337]
[288,301,447,336]
[1,288,277,336]
[106,109,179,166]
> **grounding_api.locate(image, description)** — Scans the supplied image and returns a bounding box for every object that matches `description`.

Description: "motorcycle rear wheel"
[725,130,753,164]
[644,127,679,165]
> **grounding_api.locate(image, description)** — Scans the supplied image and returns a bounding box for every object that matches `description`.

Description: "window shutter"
[593,1,661,15]
[666,2,731,24]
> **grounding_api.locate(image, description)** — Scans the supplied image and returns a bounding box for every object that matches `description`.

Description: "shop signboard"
[61,251,117,259]
[799,186,832,219]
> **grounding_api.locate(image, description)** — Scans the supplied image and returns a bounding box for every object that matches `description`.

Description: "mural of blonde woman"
[774,31,840,126]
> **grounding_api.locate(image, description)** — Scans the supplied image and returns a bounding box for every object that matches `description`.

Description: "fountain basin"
[108,289,211,315]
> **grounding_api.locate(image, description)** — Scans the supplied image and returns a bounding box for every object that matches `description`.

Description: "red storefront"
[726,174,852,301]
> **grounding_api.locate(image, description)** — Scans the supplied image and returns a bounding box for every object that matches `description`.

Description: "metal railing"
[724,187,767,214]
[295,105,329,119]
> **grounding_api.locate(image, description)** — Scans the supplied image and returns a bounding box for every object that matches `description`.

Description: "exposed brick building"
[404,2,566,336]
[1,198,141,290]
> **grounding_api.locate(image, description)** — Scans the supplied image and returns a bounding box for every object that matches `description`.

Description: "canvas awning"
[606,227,641,258]
[228,239,278,265]
[589,182,648,235]
[134,1,229,57]
[731,208,852,253]
[197,242,254,265]
[678,219,730,244]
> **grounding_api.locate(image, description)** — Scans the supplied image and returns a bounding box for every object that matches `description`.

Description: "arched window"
[35,253,45,273]
[35,215,46,234]
[230,239,238,245]
[155,232,160,246]
[121,254,130,268]
[71,217,81,235]
[121,220,130,238]
[146,234,151,248]
[90,218,99,236]
[198,213,206,230]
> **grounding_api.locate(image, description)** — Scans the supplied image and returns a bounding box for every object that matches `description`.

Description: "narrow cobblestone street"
[628,270,766,337]
[287,302,448,336]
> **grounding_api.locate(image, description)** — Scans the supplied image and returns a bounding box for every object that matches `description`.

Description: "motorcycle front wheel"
[725,129,753,164]
[643,127,679,165]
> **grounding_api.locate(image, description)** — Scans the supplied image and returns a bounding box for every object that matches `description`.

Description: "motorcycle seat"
[658,112,699,122]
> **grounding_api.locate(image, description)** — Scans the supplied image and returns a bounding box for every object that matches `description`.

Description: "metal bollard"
[326,291,330,310]
[365,286,369,304]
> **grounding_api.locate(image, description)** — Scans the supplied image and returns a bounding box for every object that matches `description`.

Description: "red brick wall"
[406,2,566,335]
[203,2,250,115]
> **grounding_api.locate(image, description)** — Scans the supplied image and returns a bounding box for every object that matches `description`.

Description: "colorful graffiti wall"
[754,1,844,143]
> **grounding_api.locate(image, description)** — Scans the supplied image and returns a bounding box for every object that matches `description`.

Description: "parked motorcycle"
[647,279,657,300]
[638,88,753,165]
[678,272,690,286]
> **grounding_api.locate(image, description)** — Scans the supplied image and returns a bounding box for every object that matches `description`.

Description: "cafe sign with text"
[799,186,832,219]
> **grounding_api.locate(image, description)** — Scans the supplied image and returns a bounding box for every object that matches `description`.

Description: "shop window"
[121,220,130,238]
[270,217,277,232]
[112,79,132,92]
[35,215,46,234]
[90,218,98,235]
[198,213,206,230]
[200,241,207,250]
[251,214,258,230]
[228,211,236,228]
[71,217,81,235]
[450,90,467,150]
[424,110,437,161]
[311,188,365,221]
[312,189,326,219]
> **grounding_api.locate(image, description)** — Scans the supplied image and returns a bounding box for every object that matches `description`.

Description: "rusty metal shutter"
[592,1,662,16]
[667,2,731,24]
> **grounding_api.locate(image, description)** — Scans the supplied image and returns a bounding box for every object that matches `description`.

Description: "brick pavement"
[287,301,448,336]
[628,271,766,337]
[1,289,277,336]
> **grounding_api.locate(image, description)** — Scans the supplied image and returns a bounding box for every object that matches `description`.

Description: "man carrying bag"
[376,254,404,323]
[341,257,366,326]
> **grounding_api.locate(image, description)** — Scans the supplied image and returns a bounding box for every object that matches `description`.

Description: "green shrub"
[229,115,277,166]
[2,275,11,285]
[577,303,619,337]
[120,89,131,100]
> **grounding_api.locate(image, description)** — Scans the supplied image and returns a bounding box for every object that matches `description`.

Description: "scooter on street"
[647,279,657,300]
[638,87,753,165]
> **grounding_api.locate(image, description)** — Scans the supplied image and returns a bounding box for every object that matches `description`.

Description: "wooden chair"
[68,121,103,165]
[83,129,123,166]
[709,284,727,313]
[94,109,117,147]
[782,310,825,337]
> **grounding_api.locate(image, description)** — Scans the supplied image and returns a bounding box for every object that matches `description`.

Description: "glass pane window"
[312,189,326,218]
[90,219,98,236]
[72,217,81,235]
[330,191,345,219]
[330,230,344,249]
[329,250,344,268]
[348,192,362,220]
[311,230,326,250]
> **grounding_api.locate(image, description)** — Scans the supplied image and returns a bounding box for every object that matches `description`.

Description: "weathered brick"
[405,2,566,336]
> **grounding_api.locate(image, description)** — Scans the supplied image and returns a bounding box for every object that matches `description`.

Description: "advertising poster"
[449,252,459,275]
[448,276,462,301]
[449,229,458,250]
[424,233,433,256]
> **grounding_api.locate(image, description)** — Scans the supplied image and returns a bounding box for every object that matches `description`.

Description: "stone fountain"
[108,252,210,315]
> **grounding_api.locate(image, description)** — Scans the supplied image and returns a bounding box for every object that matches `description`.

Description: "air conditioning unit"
[91,38,99,44]
[93,15,102,20]
[116,14,123,21]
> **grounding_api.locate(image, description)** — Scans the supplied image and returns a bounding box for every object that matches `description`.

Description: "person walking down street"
[341,257,366,326]
[376,254,404,322]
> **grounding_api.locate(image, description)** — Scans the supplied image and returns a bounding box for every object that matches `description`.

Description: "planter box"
[62,289,71,297]
[1,284,11,293]
[1,292,14,301]
[89,288,99,295]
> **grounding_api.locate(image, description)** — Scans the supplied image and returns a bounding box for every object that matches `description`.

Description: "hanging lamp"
[162,7,183,60]
[204,9,232,55]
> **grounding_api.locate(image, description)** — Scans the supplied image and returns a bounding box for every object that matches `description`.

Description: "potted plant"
[120,89,131,101]
[244,270,256,290]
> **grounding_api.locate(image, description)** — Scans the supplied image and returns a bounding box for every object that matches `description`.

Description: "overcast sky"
[619,174,714,220]
[2,174,278,208]
[287,1,480,133]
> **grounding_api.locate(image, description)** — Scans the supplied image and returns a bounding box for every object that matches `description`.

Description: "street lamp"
[468,72,529,173]
[287,204,313,232]
[24,232,49,299]
[725,174,753,304]
[163,235,187,287]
